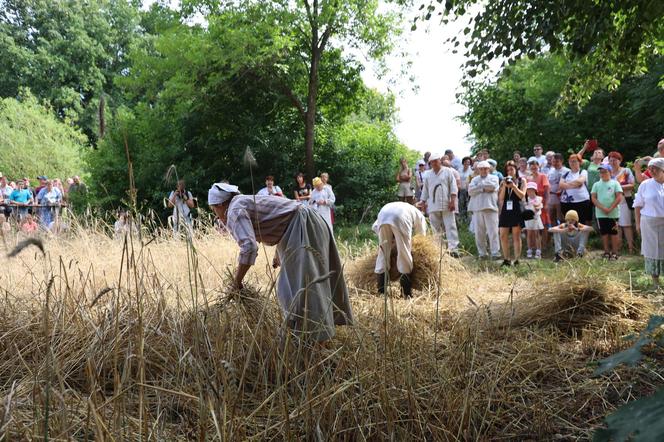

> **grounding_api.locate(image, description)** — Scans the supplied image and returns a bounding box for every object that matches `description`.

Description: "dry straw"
[0,224,660,440]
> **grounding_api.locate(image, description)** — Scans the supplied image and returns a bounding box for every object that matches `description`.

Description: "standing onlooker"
[68,175,87,194]
[526,159,550,247]
[517,157,529,179]
[293,172,312,202]
[577,140,605,192]
[36,180,63,228]
[422,152,432,169]
[34,176,48,196]
[633,139,664,183]
[0,176,12,217]
[0,214,11,235]
[396,157,414,203]
[560,154,593,225]
[549,210,594,261]
[320,172,335,225]
[541,151,555,175]
[9,179,34,219]
[487,159,504,181]
[443,155,462,217]
[414,160,427,201]
[418,152,459,256]
[547,153,570,226]
[634,158,664,289]
[468,161,501,259]
[591,164,623,259]
[512,151,521,164]
[498,161,526,266]
[608,152,635,254]
[310,177,335,232]
[527,144,547,169]
[257,176,284,197]
[458,157,473,222]
[445,149,463,172]
[67,175,88,208]
[524,182,544,259]
[167,179,195,236]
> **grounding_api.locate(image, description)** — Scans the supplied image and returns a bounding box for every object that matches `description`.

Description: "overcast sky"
[360,9,475,158]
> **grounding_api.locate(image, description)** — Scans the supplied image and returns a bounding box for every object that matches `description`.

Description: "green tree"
[183,0,403,179]
[0,0,143,143]
[0,93,86,180]
[461,55,664,163]
[419,0,664,105]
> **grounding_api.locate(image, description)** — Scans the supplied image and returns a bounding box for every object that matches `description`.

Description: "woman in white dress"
[309,177,335,232]
[634,158,664,289]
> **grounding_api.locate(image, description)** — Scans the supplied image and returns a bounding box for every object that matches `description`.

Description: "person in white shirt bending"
[417,152,459,257]
[373,201,427,298]
[468,161,501,259]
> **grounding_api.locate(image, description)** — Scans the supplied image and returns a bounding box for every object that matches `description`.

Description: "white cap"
[429,152,443,161]
[487,158,497,167]
[475,161,491,169]
[648,158,664,170]
[208,182,240,206]
[417,160,426,166]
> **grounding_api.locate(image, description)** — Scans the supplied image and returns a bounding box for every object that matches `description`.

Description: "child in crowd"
[20,214,39,234]
[0,213,11,235]
[591,164,623,259]
[524,182,544,259]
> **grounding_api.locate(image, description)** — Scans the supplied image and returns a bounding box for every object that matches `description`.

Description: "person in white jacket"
[309,177,335,232]
[373,201,427,298]
[417,152,459,256]
[468,161,501,259]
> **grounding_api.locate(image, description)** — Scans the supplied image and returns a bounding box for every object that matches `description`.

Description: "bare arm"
[234,263,252,290]
[635,207,641,234]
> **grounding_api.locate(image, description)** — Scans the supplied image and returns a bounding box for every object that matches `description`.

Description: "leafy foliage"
[0,0,144,143]
[593,315,664,442]
[0,93,86,180]
[460,54,664,163]
[419,0,664,105]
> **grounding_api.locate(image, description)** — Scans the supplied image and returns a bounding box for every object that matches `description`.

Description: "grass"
[0,218,661,440]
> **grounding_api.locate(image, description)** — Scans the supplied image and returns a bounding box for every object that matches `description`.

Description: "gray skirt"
[276,206,353,342]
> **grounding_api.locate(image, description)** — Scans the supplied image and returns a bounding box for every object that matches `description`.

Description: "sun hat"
[475,161,490,169]
[526,181,538,191]
[312,177,322,186]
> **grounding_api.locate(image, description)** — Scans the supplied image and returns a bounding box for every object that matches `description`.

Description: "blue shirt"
[10,188,32,204]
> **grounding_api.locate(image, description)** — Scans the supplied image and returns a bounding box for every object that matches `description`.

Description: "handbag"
[625,195,634,210]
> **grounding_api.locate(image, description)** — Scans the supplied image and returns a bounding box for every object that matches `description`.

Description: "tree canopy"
[460,54,664,163]
[420,0,664,105]
[0,93,86,180]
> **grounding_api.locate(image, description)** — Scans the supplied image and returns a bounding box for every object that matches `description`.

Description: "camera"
[505,176,513,184]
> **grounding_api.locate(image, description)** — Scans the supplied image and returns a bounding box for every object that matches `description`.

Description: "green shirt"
[582,160,602,192]
[591,179,622,219]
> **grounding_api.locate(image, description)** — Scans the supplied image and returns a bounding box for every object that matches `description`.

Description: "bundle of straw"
[346,235,464,292]
[467,274,652,335]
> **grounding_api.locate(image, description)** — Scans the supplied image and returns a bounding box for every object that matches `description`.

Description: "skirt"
[640,215,664,260]
[524,215,544,231]
[276,206,353,342]
[397,182,414,197]
[618,199,632,227]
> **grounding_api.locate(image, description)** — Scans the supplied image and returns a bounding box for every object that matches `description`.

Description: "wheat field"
[0,224,660,440]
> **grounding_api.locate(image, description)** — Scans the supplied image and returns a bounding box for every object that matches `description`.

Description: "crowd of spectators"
[0,172,87,236]
[397,139,664,288]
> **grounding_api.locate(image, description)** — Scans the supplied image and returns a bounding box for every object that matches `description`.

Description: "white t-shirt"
[168,190,193,222]
[633,178,664,217]
[527,155,548,169]
[257,185,283,196]
[547,166,570,204]
[560,170,590,203]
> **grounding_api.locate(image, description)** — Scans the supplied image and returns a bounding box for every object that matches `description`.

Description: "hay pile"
[0,230,661,440]
[467,274,652,336]
[346,235,464,292]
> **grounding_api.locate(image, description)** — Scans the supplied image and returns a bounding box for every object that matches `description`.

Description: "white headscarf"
[648,158,664,170]
[208,182,240,206]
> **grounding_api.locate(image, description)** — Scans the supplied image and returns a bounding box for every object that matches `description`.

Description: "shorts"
[597,217,619,236]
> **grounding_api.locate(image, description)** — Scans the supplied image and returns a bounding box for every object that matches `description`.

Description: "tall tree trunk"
[305,50,319,180]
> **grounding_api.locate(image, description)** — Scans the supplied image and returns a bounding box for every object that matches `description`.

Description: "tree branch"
[244,68,306,121]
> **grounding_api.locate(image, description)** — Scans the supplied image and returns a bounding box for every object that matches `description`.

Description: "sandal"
[602,252,611,260]
[611,253,619,260]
